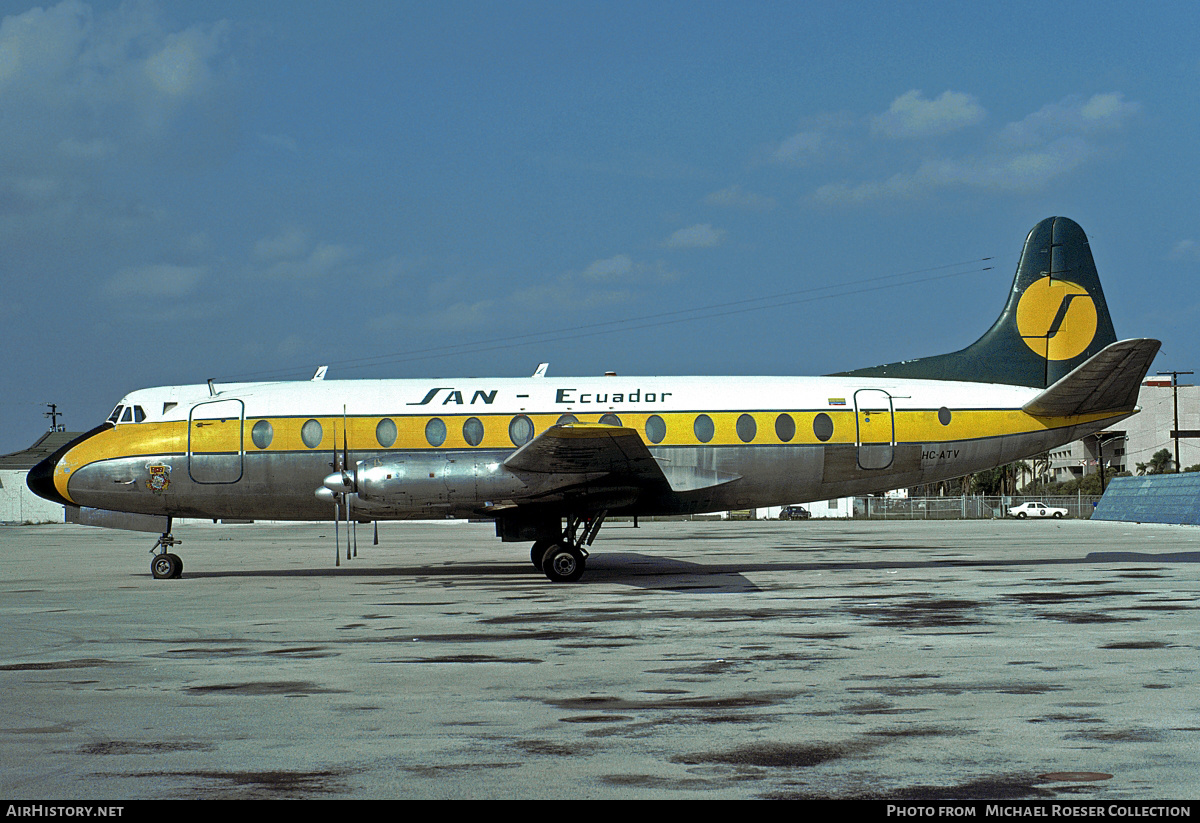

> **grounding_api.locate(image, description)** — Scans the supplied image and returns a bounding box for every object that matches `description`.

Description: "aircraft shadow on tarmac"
[173,549,1200,592]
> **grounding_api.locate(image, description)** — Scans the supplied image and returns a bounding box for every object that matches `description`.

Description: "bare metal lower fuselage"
[59,414,1126,523]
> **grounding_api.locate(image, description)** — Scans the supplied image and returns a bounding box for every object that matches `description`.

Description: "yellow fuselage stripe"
[54,408,1117,504]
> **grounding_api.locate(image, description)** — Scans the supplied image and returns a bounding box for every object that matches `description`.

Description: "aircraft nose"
[26,423,110,507]
[27,453,70,506]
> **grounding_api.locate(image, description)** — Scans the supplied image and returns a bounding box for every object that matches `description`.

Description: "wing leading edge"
[503,424,741,496]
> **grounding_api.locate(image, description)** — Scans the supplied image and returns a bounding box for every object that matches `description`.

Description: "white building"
[0,430,77,524]
[1047,380,1199,484]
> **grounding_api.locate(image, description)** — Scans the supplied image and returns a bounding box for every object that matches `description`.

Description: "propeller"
[343,407,355,561]
[321,410,367,563]
[332,423,341,567]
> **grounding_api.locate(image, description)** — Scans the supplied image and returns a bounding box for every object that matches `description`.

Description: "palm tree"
[1153,449,1175,474]
[1005,460,1031,496]
[1137,449,1175,475]
[1031,452,1051,493]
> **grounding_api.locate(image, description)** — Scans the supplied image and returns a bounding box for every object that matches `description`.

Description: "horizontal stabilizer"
[1021,338,1161,418]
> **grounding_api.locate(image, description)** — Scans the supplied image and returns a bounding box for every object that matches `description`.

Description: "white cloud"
[145,26,222,97]
[254,226,309,261]
[259,242,355,280]
[705,185,776,211]
[249,225,360,280]
[582,254,634,279]
[664,224,725,249]
[873,90,985,138]
[773,129,824,164]
[0,1,234,228]
[1169,240,1200,262]
[998,92,1139,148]
[813,93,1138,204]
[103,263,206,298]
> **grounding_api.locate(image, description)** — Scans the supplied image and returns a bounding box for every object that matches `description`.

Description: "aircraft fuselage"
[44,374,1126,523]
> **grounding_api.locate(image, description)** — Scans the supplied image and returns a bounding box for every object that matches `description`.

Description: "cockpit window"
[110,404,146,424]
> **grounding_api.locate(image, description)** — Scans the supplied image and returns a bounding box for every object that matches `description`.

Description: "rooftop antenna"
[44,403,63,432]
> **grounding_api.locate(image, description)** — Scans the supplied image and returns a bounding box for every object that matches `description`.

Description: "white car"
[1007,501,1067,519]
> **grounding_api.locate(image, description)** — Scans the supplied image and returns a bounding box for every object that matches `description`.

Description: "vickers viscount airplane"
[29,217,1159,582]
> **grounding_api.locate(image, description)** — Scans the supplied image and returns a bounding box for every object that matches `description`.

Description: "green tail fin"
[834,216,1118,388]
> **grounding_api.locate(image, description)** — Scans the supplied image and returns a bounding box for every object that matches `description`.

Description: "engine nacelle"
[354,455,527,509]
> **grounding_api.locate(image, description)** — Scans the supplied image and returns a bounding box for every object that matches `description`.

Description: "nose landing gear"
[149,518,183,579]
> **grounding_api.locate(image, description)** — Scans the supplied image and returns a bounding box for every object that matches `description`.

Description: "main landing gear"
[149,517,183,579]
[531,511,606,583]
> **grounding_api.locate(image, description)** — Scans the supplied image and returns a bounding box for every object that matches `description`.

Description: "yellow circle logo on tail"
[1016,277,1098,361]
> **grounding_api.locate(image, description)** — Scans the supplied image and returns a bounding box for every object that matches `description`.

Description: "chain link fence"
[857,495,1102,520]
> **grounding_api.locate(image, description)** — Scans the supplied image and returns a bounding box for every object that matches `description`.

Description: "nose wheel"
[151,552,183,579]
[149,520,183,579]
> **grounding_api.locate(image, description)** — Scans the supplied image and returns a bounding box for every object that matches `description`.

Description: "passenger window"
[425,418,447,447]
[599,413,622,427]
[693,414,714,443]
[775,413,796,442]
[509,415,534,446]
[736,414,756,443]
[251,420,274,449]
[645,415,666,444]
[301,419,323,448]
[556,414,579,426]
[813,413,834,442]
[463,417,484,447]
[376,418,398,448]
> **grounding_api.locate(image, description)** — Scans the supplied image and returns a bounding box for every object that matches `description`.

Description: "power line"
[221,257,994,382]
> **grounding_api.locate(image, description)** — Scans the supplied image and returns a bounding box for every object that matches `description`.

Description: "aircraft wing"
[1022,338,1161,418]
[504,424,667,480]
[503,424,741,496]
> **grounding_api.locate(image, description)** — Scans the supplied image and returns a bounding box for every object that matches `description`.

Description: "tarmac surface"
[1,518,1198,800]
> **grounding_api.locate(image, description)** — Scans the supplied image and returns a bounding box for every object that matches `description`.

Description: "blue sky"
[2,0,1198,454]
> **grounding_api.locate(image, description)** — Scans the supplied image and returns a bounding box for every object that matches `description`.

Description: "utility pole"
[44,403,62,432]
[1158,371,1194,472]
[1094,432,1123,493]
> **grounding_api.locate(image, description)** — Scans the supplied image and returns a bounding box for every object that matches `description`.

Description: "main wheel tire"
[151,553,181,579]
[531,540,551,569]
[540,543,585,583]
